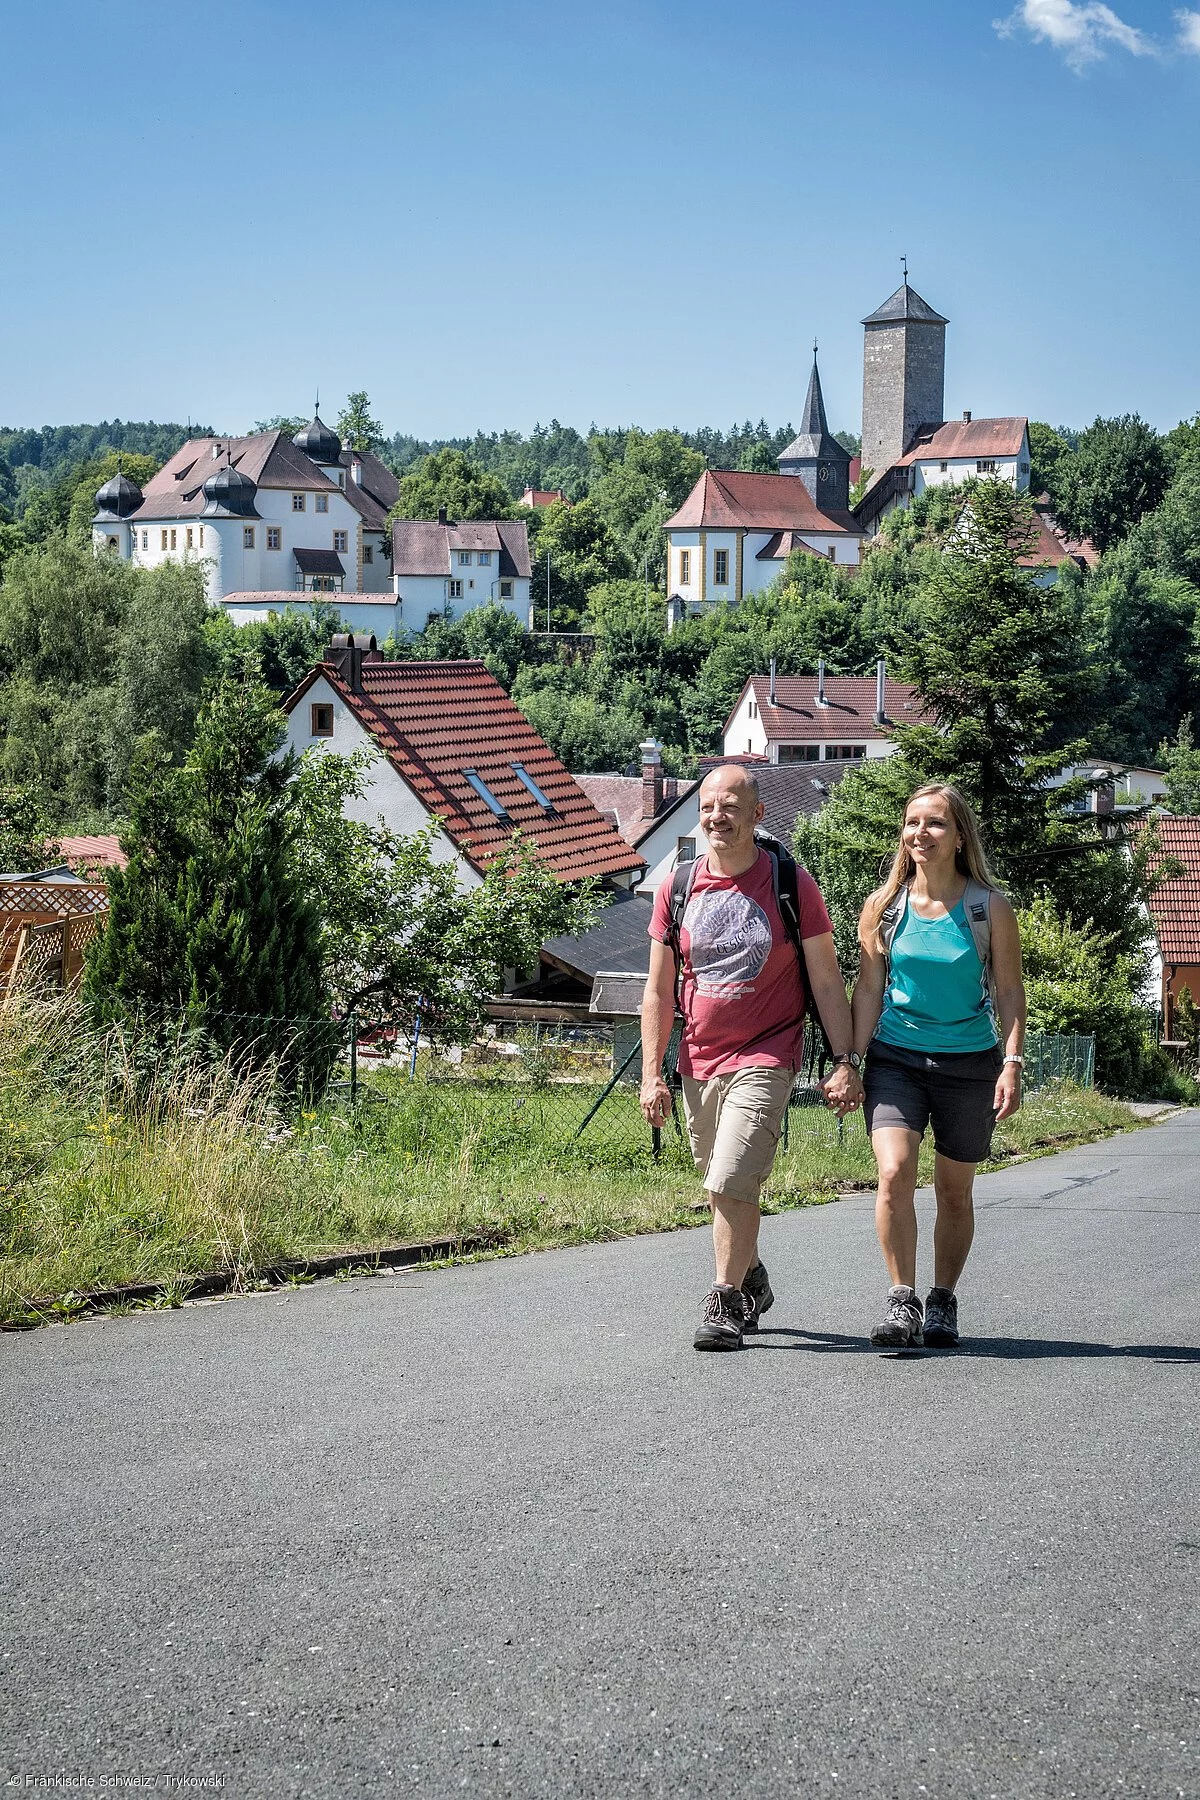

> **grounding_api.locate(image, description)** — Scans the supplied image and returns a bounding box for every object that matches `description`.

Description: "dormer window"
[463,769,509,818]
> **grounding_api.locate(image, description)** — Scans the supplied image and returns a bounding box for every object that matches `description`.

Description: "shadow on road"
[754,1328,1200,1363]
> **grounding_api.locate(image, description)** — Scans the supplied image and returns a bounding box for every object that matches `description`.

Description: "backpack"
[880,878,997,1010]
[665,830,832,1073]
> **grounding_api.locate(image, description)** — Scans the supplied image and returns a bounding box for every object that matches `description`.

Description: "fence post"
[349,1009,358,1106]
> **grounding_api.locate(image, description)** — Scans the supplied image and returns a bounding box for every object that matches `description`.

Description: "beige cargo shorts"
[680,1064,795,1204]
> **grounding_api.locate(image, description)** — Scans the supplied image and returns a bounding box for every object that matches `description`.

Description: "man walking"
[640,764,862,1350]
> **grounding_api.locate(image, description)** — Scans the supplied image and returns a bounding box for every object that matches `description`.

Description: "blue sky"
[2,0,1198,440]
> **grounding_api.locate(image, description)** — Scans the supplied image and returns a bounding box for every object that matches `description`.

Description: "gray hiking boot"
[870,1285,924,1350]
[694,1283,749,1351]
[741,1260,774,1334]
[924,1286,960,1347]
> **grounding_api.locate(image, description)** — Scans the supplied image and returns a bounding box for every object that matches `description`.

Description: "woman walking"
[851,785,1027,1349]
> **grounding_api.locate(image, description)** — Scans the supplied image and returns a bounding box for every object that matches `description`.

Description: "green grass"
[0,993,1149,1326]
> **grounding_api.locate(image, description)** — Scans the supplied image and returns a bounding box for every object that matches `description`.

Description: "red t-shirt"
[649,849,834,1080]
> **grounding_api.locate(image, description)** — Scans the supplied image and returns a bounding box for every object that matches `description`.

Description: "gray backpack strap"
[962,878,999,1011]
[880,886,908,958]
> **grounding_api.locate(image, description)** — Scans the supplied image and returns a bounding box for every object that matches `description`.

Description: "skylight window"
[463,769,509,818]
[511,763,555,812]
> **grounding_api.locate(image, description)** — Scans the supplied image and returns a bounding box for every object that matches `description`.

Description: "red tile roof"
[729,675,934,744]
[520,488,569,507]
[1142,817,1200,963]
[285,659,644,883]
[1019,508,1100,571]
[58,834,127,871]
[664,470,864,536]
[897,417,1028,465]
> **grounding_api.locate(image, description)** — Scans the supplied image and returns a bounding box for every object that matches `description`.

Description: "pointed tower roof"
[862,281,948,326]
[776,347,850,467]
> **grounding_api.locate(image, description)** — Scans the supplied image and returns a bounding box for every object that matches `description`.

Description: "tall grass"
[0,990,1145,1326]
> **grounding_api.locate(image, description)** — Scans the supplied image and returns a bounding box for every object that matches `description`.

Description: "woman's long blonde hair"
[863,784,999,953]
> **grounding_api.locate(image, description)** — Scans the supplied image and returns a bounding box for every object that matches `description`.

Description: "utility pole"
[546,550,551,634]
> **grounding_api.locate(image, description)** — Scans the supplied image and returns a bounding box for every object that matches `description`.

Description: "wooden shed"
[0,869,110,1003]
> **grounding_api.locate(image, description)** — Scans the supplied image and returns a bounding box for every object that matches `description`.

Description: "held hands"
[994,1062,1022,1122]
[640,1075,672,1128]
[821,1063,864,1118]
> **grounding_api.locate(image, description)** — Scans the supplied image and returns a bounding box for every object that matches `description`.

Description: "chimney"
[769,657,777,706]
[641,738,664,820]
[327,631,377,694]
[816,658,828,707]
[437,504,447,525]
[874,657,887,725]
[351,458,363,486]
[1091,768,1114,816]
[962,410,972,424]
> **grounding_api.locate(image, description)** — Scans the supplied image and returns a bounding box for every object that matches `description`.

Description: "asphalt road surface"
[3,1111,1198,1800]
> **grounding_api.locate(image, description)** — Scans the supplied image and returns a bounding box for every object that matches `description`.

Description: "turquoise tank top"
[875,896,999,1054]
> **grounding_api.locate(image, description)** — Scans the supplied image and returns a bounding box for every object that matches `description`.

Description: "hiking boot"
[869,1285,924,1350]
[694,1284,748,1351]
[924,1286,960,1347]
[741,1260,774,1334]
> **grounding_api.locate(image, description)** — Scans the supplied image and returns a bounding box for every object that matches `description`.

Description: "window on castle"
[141,531,148,551]
[170,529,177,551]
[333,531,348,554]
[316,494,329,513]
[362,545,373,564]
[243,526,255,549]
[477,551,491,566]
[292,493,306,511]
[459,552,473,566]
[714,550,728,585]
[449,579,463,599]
[680,550,691,585]
[267,527,281,550]
[500,579,513,600]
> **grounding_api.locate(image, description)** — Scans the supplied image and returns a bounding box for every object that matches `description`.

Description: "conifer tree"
[85,677,329,1083]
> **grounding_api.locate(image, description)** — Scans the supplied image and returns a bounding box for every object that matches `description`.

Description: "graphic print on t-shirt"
[682,890,773,996]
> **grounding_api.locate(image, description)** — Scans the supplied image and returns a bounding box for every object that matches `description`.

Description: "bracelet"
[1003,1054,1024,1067]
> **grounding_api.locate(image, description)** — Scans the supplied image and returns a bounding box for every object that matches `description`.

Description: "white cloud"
[1178,9,1200,52]
[995,0,1154,69]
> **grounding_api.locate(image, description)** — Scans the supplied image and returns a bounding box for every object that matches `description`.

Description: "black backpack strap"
[665,856,702,1019]
[756,831,831,1078]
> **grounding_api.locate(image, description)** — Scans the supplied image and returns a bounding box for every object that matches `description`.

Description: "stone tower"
[777,346,851,510]
[860,279,948,488]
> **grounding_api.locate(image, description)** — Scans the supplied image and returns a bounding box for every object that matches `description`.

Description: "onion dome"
[292,413,342,465]
[201,464,259,518]
[93,472,143,520]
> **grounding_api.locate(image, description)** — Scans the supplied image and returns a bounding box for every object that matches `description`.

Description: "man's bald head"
[700,763,761,804]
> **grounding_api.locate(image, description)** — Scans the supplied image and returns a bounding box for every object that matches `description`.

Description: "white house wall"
[394,571,529,631]
[126,484,368,600]
[223,596,405,635]
[282,675,480,888]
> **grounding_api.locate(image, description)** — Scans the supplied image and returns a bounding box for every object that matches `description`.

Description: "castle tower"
[860,276,948,488]
[777,345,851,509]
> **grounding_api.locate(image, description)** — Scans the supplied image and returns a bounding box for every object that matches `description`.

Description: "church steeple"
[777,342,851,508]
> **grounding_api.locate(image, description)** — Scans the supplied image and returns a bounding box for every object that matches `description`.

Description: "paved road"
[2,1113,1198,1800]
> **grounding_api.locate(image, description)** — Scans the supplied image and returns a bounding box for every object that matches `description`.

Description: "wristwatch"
[833,1052,863,1071]
[1003,1054,1024,1067]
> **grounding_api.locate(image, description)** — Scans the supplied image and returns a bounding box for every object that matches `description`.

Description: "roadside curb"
[1,1230,508,1330]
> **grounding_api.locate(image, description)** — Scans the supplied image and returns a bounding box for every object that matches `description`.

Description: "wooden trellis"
[0,880,109,1004]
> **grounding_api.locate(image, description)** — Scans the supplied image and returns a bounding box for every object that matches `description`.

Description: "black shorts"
[863,1040,1004,1165]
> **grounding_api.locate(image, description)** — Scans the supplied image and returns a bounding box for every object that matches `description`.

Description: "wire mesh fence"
[66,997,1097,1170]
